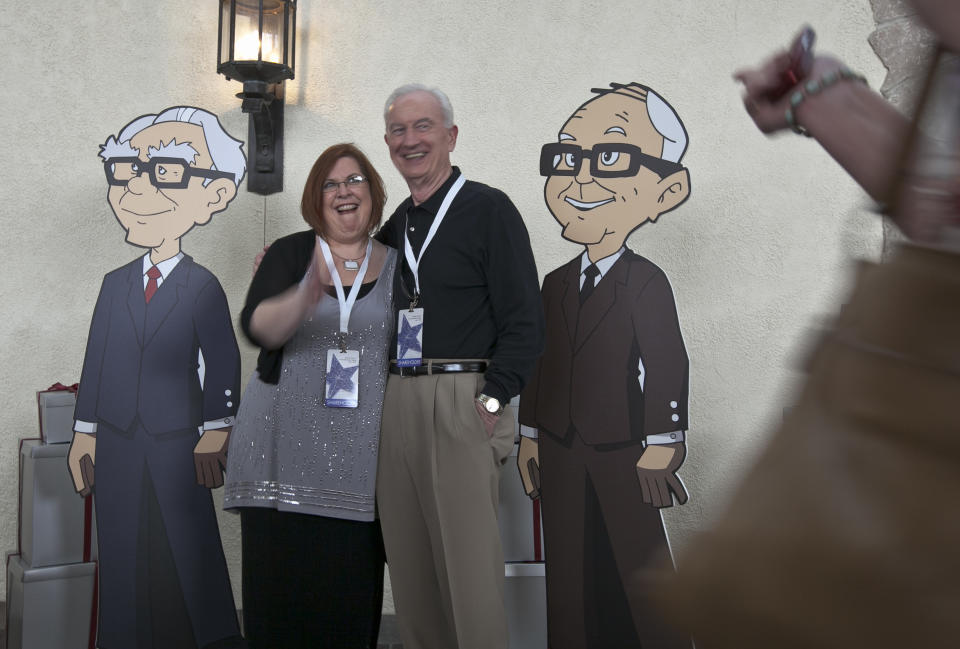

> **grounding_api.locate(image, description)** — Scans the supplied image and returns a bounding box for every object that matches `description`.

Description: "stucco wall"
[1,0,894,611]
[869,0,937,257]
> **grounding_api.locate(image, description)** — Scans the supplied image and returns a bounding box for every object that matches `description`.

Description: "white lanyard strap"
[317,237,373,334]
[403,174,467,296]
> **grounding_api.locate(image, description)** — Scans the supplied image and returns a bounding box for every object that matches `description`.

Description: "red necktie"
[144,265,162,304]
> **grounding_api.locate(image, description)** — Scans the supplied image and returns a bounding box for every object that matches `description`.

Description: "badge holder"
[325,334,360,408]
[397,174,466,370]
[397,294,424,368]
[317,237,372,408]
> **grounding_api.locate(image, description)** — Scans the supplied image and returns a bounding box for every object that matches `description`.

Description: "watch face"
[484,397,501,413]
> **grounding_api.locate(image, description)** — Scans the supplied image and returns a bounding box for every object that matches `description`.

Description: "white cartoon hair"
[99,106,246,187]
[644,88,688,163]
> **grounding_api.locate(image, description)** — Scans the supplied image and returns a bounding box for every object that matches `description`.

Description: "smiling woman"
[223,143,397,649]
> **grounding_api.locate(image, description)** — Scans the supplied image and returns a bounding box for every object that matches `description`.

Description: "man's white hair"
[383,84,455,128]
[99,106,247,187]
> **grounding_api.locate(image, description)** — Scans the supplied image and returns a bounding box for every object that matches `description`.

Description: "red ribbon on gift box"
[37,383,80,413]
[46,382,79,393]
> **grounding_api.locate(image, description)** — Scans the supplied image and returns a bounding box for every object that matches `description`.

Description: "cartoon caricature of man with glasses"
[69,107,248,649]
[518,83,693,649]
[100,110,242,259]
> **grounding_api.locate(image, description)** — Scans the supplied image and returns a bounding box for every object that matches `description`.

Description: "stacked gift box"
[497,396,548,649]
[6,385,98,649]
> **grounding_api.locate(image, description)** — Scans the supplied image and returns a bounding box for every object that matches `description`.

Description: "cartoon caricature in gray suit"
[68,107,246,649]
[518,83,692,649]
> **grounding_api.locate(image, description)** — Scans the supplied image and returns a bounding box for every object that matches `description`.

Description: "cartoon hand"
[635,442,688,508]
[734,54,843,134]
[517,435,541,499]
[194,428,230,489]
[253,244,270,277]
[474,399,500,438]
[68,432,97,496]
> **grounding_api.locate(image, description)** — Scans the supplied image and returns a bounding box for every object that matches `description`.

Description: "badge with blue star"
[396,307,425,367]
[324,349,360,408]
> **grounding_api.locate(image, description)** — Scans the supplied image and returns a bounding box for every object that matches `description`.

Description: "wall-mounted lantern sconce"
[218,0,296,195]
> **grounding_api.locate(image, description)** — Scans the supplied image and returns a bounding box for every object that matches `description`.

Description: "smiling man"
[517,83,692,649]
[375,85,544,649]
[68,106,246,649]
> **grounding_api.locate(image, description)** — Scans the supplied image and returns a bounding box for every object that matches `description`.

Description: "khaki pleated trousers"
[377,369,515,649]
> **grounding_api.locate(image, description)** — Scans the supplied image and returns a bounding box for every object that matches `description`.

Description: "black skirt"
[239,507,386,649]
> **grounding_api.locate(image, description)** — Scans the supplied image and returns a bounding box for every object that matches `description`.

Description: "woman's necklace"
[328,245,366,271]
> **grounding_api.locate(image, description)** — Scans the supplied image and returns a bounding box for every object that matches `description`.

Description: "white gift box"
[504,562,547,649]
[37,389,76,444]
[19,440,95,568]
[5,554,96,649]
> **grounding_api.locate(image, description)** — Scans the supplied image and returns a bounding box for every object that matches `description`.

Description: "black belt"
[389,361,488,377]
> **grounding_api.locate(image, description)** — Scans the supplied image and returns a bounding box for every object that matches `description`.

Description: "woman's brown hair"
[301,143,386,236]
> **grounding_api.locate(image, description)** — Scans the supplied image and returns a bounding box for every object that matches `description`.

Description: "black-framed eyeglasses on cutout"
[540,143,683,179]
[321,174,368,193]
[103,157,236,189]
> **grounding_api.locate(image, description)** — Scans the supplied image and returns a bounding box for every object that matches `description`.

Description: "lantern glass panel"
[219,0,232,65]
[286,2,295,68]
[261,1,286,64]
[233,1,262,62]
[228,0,287,64]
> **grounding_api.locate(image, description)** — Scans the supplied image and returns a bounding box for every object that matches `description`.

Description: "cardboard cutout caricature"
[517,83,692,649]
[67,107,245,649]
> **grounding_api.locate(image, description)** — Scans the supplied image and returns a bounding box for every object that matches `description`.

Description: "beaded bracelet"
[785,67,868,136]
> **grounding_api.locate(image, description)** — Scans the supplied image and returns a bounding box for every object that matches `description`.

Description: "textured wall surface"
[0,0,902,612]
[868,0,936,257]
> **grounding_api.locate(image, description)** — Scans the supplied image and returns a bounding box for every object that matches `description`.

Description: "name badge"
[396,308,424,367]
[324,349,360,408]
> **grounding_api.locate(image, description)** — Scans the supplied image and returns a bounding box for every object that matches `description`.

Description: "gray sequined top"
[223,245,396,522]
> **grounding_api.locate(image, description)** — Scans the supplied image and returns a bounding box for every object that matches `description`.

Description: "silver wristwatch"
[476,393,504,416]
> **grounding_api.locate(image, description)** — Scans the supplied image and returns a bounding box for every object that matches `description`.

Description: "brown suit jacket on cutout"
[519,249,688,445]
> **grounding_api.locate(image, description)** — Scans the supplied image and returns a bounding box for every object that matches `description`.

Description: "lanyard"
[317,237,373,335]
[403,174,466,297]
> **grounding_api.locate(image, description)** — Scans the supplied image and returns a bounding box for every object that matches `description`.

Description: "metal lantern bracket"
[217,0,296,195]
[239,80,284,195]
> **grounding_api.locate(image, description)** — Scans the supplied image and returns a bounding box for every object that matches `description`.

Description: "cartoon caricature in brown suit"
[517,83,692,649]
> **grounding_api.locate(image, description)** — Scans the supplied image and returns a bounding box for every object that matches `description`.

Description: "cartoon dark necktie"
[580,263,600,305]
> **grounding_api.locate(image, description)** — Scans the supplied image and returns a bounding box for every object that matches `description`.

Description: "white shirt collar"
[142,252,184,280]
[580,247,625,282]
